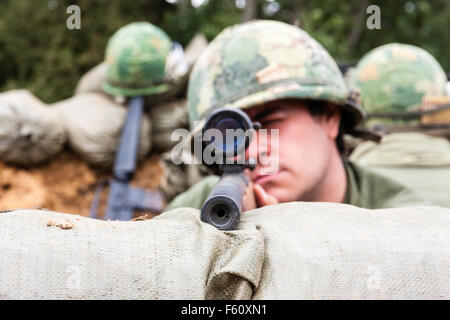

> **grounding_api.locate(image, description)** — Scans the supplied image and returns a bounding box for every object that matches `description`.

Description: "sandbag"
[149,99,189,152]
[74,62,109,96]
[1,203,449,299]
[350,132,450,207]
[0,208,263,299]
[184,34,209,69]
[0,89,67,166]
[158,152,189,199]
[248,203,450,299]
[159,149,211,200]
[52,92,152,167]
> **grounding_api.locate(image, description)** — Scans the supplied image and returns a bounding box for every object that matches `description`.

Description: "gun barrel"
[200,173,248,230]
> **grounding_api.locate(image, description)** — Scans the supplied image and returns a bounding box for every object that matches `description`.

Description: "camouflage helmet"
[351,43,447,114]
[187,20,364,132]
[103,22,173,97]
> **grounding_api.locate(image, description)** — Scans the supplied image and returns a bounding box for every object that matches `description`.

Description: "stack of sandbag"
[158,150,189,200]
[1,202,449,299]
[148,99,189,152]
[159,148,211,201]
[74,62,109,96]
[72,35,208,156]
[0,89,67,166]
[350,132,450,208]
[51,92,152,167]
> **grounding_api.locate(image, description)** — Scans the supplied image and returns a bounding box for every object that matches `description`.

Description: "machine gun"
[90,96,165,220]
[200,108,260,231]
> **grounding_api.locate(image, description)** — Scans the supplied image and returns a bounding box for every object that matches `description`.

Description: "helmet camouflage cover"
[187,20,364,132]
[103,22,173,97]
[351,43,447,114]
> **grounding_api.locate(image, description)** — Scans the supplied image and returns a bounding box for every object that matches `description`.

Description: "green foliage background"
[0,0,448,103]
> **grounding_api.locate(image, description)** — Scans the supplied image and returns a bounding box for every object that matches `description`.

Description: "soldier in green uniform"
[166,20,428,212]
[347,43,450,208]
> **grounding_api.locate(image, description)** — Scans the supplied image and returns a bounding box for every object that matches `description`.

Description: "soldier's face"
[244,100,341,203]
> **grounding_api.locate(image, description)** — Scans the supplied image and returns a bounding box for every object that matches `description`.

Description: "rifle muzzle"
[200,173,248,230]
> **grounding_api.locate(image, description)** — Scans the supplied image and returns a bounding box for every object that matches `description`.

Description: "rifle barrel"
[200,173,248,231]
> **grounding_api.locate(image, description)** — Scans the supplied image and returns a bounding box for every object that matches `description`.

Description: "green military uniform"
[342,161,428,208]
[350,132,450,208]
[166,161,428,211]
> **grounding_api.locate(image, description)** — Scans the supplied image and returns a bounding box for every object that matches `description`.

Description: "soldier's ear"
[321,105,341,140]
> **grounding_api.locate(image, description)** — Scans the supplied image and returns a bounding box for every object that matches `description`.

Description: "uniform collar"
[343,160,358,205]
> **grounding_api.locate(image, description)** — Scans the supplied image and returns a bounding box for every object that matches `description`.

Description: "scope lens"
[203,108,253,158]
[212,117,246,153]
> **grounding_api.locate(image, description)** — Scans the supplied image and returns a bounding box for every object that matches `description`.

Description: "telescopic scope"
[200,107,257,230]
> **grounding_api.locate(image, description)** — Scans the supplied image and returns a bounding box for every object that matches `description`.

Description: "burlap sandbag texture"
[74,62,109,96]
[159,149,211,200]
[52,92,152,167]
[0,208,263,299]
[1,202,449,299]
[0,89,67,166]
[350,132,450,208]
[148,99,189,152]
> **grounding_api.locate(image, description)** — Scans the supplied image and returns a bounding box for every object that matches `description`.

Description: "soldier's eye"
[261,116,284,125]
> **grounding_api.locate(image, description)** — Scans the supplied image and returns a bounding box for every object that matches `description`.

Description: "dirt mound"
[0,152,164,219]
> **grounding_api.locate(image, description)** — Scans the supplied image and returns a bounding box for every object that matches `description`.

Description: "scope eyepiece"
[203,108,254,158]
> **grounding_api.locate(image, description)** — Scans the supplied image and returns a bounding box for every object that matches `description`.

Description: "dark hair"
[304,100,346,155]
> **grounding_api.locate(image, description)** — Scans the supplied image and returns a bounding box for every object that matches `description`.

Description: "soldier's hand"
[242,170,279,212]
[242,179,257,212]
[253,184,279,208]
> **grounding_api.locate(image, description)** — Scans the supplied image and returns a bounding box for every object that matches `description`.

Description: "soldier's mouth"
[253,170,284,185]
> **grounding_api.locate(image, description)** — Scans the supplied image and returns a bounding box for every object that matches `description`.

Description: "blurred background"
[0,0,448,104]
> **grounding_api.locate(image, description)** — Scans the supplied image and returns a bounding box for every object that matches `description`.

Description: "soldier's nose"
[245,130,270,163]
[245,131,256,160]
